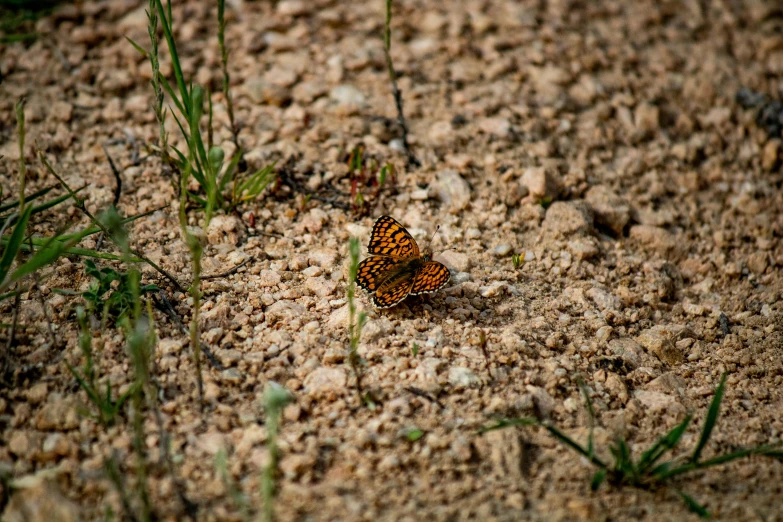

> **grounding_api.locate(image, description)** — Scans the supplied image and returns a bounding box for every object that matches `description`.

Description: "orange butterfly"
[356,216,450,308]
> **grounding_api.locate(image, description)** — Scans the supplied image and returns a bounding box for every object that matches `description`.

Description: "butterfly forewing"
[410,261,451,295]
[367,215,419,259]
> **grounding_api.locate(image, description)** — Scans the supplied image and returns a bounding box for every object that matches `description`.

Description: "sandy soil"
[1,0,783,521]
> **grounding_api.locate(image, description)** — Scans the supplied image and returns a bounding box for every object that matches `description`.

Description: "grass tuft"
[481,373,783,518]
[346,237,369,406]
[261,383,294,522]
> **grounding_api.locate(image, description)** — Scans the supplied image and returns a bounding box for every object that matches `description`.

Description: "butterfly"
[356,215,451,308]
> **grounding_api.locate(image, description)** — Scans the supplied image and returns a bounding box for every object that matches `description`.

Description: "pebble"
[308,247,339,268]
[26,383,48,405]
[244,76,291,106]
[542,201,594,237]
[1,476,81,522]
[629,225,677,254]
[521,167,560,201]
[762,139,781,171]
[330,85,366,107]
[433,170,471,213]
[448,367,480,389]
[479,282,506,298]
[9,431,32,457]
[478,117,511,138]
[303,367,347,398]
[584,185,631,235]
[585,287,621,311]
[493,244,512,257]
[306,276,338,297]
[634,102,660,134]
[633,390,676,413]
[434,251,471,272]
[258,270,282,288]
[608,338,644,369]
[265,301,306,324]
[34,397,79,431]
[636,325,686,365]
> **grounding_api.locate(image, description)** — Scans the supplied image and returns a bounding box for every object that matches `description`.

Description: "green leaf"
[406,429,425,442]
[692,373,727,464]
[676,489,711,519]
[590,469,607,491]
[0,205,32,284]
[208,146,225,178]
[0,184,55,214]
[124,36,148,58]
[637,414,693,474]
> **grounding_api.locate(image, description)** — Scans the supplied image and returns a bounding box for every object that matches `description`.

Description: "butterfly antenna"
[427,225,440,250]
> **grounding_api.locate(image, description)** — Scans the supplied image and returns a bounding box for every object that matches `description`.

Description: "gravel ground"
[1,0,782,521]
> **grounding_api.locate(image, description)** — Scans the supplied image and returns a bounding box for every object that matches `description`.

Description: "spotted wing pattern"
[367,215,419,259]
[356,256,400,292]
[371,271,415,308]
[410,261,451,295]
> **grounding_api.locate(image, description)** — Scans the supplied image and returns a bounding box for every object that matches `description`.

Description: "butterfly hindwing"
[371,271,415,308]
[410,261,451,295]
[356,256,400,292]
[367,215,419,259]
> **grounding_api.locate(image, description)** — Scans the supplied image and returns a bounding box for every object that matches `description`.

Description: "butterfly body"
[356,216,450,308]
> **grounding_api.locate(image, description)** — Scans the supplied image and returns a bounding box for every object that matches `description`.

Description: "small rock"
[244,76,291,106]
[542,201,594,237]
[306,277,338,297]
[26,383,48,405]
[303,367,347,398]
[206,215,243,245]
[479,282,506,298]
[636,325,686,365]
[585,287,622,311]
[605,373,629,404]
[633,390,676,413]
[280,453,316,478]
[277,0,309,16]
[433,170,471,213]
[258,270,282,288]
[330,85,366,107]
[9,432,31,457]
[197,431,227,456]
[646,372,686,395]
[308,247,339,268]
[478,117,511,138]
[608,338,644,369]
[265,301,306,324]
[762,139,781,171]
[434,251,471,272]
[362,317,394,343]
[416,358,446,393]
[41,433,70,458]
[525,385,556,418]
[634,103,660,134]
[629,225,677,254]
[585,185,631,235]
[521,167,559,201]
[35,396,79,431]
[567,239,599,260]
[2,476,80,522]
[450,436,473,462]
[747,252,769,274]
[493,244,512,257]
[448,367,480,389]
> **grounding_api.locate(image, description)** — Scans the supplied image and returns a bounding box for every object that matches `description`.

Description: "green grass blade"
[676,489,711,519]
[591,469,607,491]
[637,414,692,474]
[691,373,727,464]
[159,73,187,120]
[154,0,189,117]
[543,423,609,469]
[0,205,32,283]
[124,36,148,58]
[218,148,242,193]
[0,184,55,213]
[478,417,539,434]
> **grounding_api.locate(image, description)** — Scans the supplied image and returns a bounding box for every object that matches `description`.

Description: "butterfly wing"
[371,271,415,308]
[409,261,450,295]
[367,215,419,259]
[356,256,400,293]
